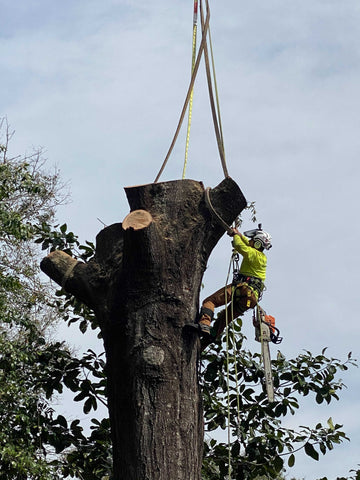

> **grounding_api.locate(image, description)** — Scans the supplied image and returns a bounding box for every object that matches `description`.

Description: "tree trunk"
[41,177,246,480]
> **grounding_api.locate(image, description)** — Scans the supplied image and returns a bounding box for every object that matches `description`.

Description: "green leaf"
[316,392,323,404]
[283,387,291,397]
[288,453,295,467]
[79,319,88,334]
[74,391,87,402]
[231,440,240,457]
[84,397,93,414]
[327,417,335,430]
[304,442,319,460]
[56,415,68,428]
[273,455,284,472]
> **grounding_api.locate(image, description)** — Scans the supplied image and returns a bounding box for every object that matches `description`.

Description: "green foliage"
[0,118,67,335]
[0,318,110,478]
[0,119,108,479]
[35,222,99,335]
[61,418,112,480]
[0,328,59,479]
[200,322,357,480]
[34,221,95,262]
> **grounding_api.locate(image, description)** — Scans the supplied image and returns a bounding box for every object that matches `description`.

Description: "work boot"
[183,321,210,335]
[184,307,213,336]
[198,317,211,335]
[197,306,214,336]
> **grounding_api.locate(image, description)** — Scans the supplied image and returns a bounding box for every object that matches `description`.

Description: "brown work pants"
[201,283,257,338]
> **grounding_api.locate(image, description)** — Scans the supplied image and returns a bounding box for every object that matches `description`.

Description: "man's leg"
[198,284,233,334]
[211,284,257,339]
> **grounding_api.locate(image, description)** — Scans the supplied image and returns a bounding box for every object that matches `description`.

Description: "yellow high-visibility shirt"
[232,234,267,281]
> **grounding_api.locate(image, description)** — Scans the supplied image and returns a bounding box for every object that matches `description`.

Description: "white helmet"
[253,230,272,250]
[244,225,272,250]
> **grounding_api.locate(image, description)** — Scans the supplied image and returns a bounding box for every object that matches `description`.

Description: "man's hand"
[228,227,240,237]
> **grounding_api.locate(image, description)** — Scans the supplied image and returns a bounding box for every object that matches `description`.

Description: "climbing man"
[198,225,272,341]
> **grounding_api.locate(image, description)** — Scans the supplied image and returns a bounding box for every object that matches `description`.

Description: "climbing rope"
[154,0,229,183]
[182,0,198,179]
[223,252,243,479]
[224,257,234,479]
[204,187,233,234]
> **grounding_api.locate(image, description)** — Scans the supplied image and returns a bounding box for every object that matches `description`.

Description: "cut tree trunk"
[41,177,246,480]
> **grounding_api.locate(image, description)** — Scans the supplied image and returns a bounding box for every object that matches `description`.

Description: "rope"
[154,2,210,183]
[154,0,230,183]
[204,187,233,234]
[182,0,199,179]
[224,256,233,479]
[208,27,225,156]
[223,252,243,479]
[199,0,228,178]
[61,260,80,290]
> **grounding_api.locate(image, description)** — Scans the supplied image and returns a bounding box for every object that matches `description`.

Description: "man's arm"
[228,228,250,245]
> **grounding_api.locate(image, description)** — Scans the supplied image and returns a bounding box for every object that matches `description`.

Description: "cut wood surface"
[122,209,153,231]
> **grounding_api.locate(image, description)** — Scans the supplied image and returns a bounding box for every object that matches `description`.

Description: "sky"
[1,0,359,478]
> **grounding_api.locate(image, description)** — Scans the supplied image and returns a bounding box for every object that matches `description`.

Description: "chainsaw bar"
[256,306,275,402]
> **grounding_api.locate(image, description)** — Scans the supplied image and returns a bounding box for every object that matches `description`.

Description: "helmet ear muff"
[254,239,262,250]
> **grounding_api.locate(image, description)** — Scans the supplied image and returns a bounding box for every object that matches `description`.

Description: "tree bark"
[41,177,246,480]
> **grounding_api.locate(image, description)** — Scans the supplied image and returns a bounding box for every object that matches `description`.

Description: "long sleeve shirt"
[232,234,267,282]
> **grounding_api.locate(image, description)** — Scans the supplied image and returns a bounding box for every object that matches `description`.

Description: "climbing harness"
[235,274,264,300]
[232,251,265,300]
[155,0,229,183]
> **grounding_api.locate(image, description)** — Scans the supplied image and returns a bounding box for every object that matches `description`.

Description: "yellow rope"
[182,1,198,179]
